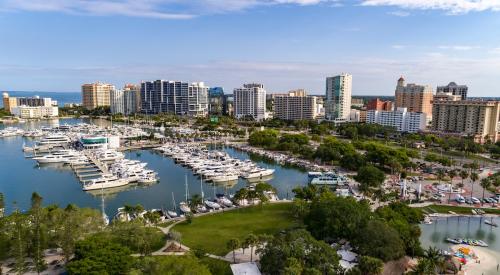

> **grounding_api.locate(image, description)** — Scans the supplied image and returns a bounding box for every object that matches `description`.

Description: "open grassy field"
[173,203,298,256]
[420,204,500,215]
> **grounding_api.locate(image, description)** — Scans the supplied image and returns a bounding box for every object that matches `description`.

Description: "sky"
[0,0,499,96]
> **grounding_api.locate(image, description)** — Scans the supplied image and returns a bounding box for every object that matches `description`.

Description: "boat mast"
[171,192,176,211]
[200,175,204,201]
[185,174,189,201]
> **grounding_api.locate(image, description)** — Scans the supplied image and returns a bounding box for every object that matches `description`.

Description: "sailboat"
[167,192,178,218]
[197,175,208,213]
[179,175,191,214]
[485,218,498,227]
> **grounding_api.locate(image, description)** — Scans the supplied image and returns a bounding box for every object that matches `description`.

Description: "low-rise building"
[11,106,59,118]
[367,98,393,111]
[367,107,426,133]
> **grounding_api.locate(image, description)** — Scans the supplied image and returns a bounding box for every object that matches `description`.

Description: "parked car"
[471,197,481,204]
[456,197,465,204]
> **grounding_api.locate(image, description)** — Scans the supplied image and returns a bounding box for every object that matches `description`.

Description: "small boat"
[168,193,178,218]
[204,200,221,210]
[179,202,191,213]
[423,216,433,225]
[485,219,498,227]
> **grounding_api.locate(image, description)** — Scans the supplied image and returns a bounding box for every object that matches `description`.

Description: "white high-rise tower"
[325,73,352,121]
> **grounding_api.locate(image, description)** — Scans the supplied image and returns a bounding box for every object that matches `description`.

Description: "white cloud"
[391,44,406,49]
[437,45,480,50]
[360,0,500,14]
[0,0,341,19]
[387,10,410,16]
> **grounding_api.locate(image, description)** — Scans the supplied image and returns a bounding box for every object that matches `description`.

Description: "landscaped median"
[172,202,299,256]
[420,204,500,215]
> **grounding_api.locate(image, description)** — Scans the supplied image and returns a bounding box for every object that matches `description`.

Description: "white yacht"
[242,168,275,179]
[37,134,71,145]
[33,151,81,164]
[94,150,124,161]
[0,127,24,137]
[82,174,129,191]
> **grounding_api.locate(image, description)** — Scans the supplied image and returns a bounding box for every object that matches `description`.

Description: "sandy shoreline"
[450,245,500,275]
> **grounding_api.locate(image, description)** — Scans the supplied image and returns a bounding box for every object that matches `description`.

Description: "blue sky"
[0,0,499,96]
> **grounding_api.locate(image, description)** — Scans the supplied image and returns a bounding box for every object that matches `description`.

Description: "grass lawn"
[173,203,298,256]
[420,204,500,215]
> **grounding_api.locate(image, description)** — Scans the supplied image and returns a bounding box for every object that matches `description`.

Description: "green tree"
[358,256,384,275]
[354,165,386,193]
[354,220,405,261]
[30,192,47,274]
[12,207,27,273]
[244,234,258,262]
[227,238,240,263]
[132,255,211,275]
[459,170,469,189]
[469,172,479,200]
[66,236,134,275]
[169,230,182,250]
[259,229,341,275]
[480,178,491,205]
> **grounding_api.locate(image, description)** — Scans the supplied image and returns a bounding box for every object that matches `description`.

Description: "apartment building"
[110,89,124,115]
[234,83,266,121]
[367,98,393,111]
[273,90,317,121]
[437,82,468,100]
[81,82,114,109]
[395,76,433,120]
[432,100,500,143]
[325,73,352,121]
[367,107,427,133]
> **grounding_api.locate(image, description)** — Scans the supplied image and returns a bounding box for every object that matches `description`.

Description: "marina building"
[81,82,114,110]
[431,100,500,143]
[80,135,120,150]
[141,80,208,116]
[234,83,266,121]
[110,89,125,115]
[325,73,352,121]
[273,90,317,121]
[367,98,393,111]
[367,107,426,133]
[437,82,468,100]
[395,76,433,120]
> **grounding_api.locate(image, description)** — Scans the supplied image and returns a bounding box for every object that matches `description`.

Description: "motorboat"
[0,127,24,137]
[33,151,81,164]
[82,174,129,191]
[216,195,233,207]
[242,168,275,179]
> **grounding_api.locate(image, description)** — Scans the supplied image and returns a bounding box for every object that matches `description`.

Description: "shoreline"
[450,245,500,275]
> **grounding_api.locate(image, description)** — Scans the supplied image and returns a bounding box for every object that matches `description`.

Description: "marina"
[0,118,309,217]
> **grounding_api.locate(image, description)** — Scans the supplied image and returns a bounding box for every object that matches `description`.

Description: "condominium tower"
[367,107,426,133]
[395,76,433,120]
[110,89,124,115]
[234,83,266,121]
[274,90,317,121]
[82,82,114,110]
[432,100,500,143]
[325,73,352,121]
[437,82,468,100]
[141,80,208,116]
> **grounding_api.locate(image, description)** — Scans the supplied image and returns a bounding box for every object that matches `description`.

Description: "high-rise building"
[367,98,393,111]
[432,100,500,143]
[110,89,124,114]
[124,84,141,114]
[367,107,427,133]
[188,82,209,117]
[82,82,114,110]
[234,83,266,121]
[141,80,208,116]
[325,73,352,121]
[224,94,234,116]
[395,76,433,120]
[274,90,317,121]
[208,87,225,115]
[433,92,461,102]
[437,82,468,100]
[3,92,18,113]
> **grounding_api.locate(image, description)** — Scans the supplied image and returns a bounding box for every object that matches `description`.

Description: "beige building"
[82,82,114,109]
[432,100,500,143]
[433,92,461,102]
[2,92,17,113]
[274,90,317,121]
[395,76,433,120]
[11,106,59,118]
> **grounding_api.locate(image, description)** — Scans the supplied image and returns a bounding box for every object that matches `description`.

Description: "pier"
[71,151,110,183]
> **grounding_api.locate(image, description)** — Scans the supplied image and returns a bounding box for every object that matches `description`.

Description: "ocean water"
[1,91,80,107]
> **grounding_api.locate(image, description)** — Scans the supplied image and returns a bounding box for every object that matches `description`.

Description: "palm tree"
[447,169,457,204]
[423,246,445,273]
[470,172,479,201]
[436,169,445,185]
[480,178,491,205]
[459,170,469,189]
[227,238,240,263]
[245,234,259,262]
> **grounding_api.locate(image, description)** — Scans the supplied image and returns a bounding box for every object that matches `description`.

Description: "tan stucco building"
[82,82,114,110]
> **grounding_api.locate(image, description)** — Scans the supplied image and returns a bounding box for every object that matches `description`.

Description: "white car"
[471,197,481,204]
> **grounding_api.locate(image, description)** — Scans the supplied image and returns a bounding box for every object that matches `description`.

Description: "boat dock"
[71,151,109,183]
